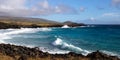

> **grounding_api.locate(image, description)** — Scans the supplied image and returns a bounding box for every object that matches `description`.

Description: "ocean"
[0,25,120,57]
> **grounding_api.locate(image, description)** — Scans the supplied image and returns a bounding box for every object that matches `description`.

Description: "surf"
[61,25,70,28]
[0,28,52,43]
[52,38,90,55]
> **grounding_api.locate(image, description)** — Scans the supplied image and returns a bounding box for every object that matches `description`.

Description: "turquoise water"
[0,25,120,56]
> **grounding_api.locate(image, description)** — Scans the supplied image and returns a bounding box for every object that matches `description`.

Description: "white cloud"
[89,17,96,21]
[55,5,77,14]
[112,0,120,4]
[102,13,120,17]
[55,6,61,13]
[0,0,31,16]
[0,0,77,17]
[80,7,85,12]
[112,0,120,8]
[39,0,49,9]
[0,0,26,9]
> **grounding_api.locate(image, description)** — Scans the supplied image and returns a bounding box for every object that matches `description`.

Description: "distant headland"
[0,16,85,29]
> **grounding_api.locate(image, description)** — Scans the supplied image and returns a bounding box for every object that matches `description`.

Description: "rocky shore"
[0,21,86,29]
[0,22,62,29]
[0,44,119,60]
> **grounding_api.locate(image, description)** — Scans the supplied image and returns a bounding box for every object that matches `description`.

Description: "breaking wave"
[39,47,70,54]
[101,50,120,58]
[0,28,52,43]
[52,38,90,55]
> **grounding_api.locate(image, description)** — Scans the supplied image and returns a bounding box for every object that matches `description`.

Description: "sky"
[0,0,120,24]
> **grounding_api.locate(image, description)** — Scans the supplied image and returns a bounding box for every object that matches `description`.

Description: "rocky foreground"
[0,44,119,60]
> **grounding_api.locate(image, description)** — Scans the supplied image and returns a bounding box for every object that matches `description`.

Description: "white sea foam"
[3,28,51,35]
[86,25,95,27]
[3,29,35,35]
[0,28,52,43]
[79,26,87,28]
[39,47,70,54]
[79,25,95,28]
[61,25,70,28]
[0,33,12,43]
[101,50,120,58]
[15,35,48,38]
[39,28,52,31]
[52,38,90,55]
[52,39,120,56]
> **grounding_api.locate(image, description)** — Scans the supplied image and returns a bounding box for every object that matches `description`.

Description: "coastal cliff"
[0,44,119,60]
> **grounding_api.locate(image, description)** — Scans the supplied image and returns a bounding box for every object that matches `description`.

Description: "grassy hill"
[0,16,62,28]
[0,16,86,29]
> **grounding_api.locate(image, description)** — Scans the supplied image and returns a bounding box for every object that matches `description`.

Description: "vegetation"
[0,16,63,29]
[0,16,86,29]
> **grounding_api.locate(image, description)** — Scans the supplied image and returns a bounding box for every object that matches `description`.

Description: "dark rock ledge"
[0,44,119,60]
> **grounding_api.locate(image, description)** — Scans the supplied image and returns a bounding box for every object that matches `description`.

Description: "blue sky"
[0,0,120,24]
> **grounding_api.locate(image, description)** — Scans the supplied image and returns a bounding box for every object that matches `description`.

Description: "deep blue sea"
[0,25,120,57]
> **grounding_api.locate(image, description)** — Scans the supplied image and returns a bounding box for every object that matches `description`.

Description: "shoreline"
[0,21,86,29]
[0,43,119,60]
